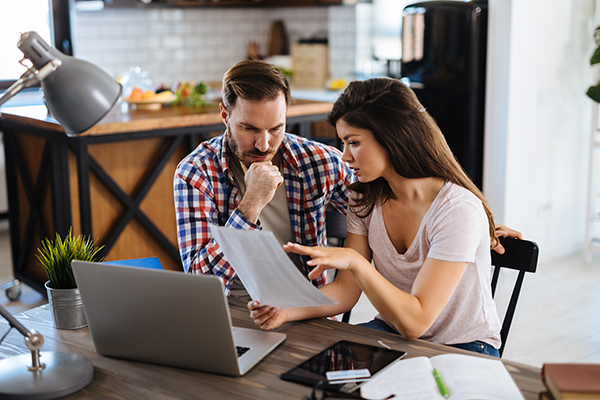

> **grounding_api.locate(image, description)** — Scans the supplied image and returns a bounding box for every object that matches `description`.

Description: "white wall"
[484,0,597,260]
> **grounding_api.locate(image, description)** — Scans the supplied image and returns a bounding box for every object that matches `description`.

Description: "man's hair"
[328,78,497,246]
[222,59,291,111]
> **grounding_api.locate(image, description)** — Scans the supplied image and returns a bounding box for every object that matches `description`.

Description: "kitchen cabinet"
[265,0,364,5]
[99,0,266,8]
[95,0,366,8]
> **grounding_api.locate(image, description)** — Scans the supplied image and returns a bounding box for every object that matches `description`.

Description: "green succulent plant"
[37,229,105,289]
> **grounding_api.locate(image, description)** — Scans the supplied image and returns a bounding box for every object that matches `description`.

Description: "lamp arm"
[0,58,62,107]
[0,303,45,371]
[0,303,31,338]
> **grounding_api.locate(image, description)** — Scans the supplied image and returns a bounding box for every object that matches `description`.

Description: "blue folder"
[103,257,163,270]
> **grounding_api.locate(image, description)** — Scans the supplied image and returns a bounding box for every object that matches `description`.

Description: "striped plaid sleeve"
[174,159,259,293]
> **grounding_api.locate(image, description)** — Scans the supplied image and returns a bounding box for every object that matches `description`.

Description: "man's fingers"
[249,305,272,319]
[254,308,278,328]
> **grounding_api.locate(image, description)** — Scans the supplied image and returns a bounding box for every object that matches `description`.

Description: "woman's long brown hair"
[328,78,497,246]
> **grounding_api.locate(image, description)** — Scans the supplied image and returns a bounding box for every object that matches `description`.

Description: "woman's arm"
[248,233,369,330]
[291,244,468,340]
[351,257,468,340]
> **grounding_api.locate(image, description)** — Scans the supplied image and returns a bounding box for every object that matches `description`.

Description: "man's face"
[220,92,287,169]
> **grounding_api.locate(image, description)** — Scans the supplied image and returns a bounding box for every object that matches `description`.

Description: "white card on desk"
[326,368,371,382]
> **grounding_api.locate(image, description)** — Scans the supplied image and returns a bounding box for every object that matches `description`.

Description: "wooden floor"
[2,226,599,368]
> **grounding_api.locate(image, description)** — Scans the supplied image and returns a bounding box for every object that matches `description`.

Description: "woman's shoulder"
[426,182,487,230]
[440,182,484,210]
[347,192,379,230]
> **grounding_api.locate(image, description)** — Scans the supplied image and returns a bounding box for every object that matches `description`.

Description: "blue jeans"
[358,319,500,358]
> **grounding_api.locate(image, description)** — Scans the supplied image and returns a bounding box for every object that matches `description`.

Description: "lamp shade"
[17,31,122,135]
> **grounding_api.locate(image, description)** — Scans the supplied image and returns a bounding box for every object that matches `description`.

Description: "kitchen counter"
[0,98,333,294]
[1,97,333,135]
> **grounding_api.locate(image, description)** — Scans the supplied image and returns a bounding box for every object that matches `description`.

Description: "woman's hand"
[247,300,287,330]
[283,242,365,280]
[493,224,523,254]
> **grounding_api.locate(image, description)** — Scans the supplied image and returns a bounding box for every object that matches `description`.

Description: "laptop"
[71,260,286,376]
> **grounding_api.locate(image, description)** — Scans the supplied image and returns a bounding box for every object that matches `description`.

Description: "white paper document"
[209,224,337,309]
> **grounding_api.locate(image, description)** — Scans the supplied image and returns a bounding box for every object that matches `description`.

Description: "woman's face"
[336,119,393,183]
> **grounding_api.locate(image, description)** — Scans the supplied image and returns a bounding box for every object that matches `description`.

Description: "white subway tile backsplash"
[161,9,185,21]
[162,36,184,48]
[73,5,358,86]
[150,23,170,35]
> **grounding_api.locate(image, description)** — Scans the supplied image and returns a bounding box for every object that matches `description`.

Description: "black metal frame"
[490,237,539,357]
[0,112,328,295]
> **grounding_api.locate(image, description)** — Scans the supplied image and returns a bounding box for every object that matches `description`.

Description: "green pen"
[433,368,450,399]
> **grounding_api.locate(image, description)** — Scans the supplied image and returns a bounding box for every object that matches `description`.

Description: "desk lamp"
[0,305,93,399]
[0,31,122,135]
[0,31,121,398]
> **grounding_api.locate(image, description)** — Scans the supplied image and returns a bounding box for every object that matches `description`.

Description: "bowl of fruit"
[124,87,176,111]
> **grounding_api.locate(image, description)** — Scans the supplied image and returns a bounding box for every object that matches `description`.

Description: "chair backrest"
[325,209,347,248]
[490,237,539,357]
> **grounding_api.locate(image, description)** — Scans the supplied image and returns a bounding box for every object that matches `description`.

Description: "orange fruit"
[142,90,156,99]
[129,87,143,101]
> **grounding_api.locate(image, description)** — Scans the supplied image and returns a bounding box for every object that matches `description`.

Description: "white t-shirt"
[347,181,502,348]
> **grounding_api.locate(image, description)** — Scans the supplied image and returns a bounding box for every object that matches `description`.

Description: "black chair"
[491,237,539,357]
[325,209,351,323]
[325,209,347,248]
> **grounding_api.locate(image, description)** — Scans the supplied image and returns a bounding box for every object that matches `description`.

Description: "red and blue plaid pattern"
[174,132,354,294]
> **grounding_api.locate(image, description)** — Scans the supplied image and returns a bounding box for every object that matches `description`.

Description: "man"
[174,59,353,298]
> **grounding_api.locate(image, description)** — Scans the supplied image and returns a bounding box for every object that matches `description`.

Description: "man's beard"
[226,123,278,168]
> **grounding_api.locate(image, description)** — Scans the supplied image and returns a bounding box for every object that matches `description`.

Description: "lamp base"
[0,351,93,399]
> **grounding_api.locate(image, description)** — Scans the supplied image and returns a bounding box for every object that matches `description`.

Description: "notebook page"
[360,356,442,400]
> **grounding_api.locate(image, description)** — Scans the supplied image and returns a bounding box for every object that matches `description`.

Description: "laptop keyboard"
[236,346,251,357]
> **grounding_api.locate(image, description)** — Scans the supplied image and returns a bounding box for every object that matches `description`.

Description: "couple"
[174,59,521,358]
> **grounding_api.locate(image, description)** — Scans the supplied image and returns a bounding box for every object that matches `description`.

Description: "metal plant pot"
[44,281,87,330]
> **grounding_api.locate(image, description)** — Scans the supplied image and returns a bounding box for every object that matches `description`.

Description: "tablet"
[280,340,407,394]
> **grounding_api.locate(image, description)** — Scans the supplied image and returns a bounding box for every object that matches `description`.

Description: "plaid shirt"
[174,132,354,294]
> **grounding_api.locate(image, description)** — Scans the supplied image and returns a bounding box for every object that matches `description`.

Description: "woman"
[249,78,519,357]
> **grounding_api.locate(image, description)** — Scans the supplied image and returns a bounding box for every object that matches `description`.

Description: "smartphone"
[280,340,407,394]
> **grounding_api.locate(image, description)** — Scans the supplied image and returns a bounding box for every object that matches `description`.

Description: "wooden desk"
[0,299,545,399]
[0,100,333,294]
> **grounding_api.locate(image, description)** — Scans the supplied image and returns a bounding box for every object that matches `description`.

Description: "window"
[0,0,72,90]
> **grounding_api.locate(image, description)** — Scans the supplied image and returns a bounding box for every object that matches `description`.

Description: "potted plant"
[37,229,104,329]
[587,25,600,102]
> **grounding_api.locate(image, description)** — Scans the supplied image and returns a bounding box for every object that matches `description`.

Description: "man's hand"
[248,300,287,330]
[493,224,523,254]
[237,161,283,223]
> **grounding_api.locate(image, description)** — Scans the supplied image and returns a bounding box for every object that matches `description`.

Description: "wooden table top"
[0,98,333,137]
[0,298,545,399]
